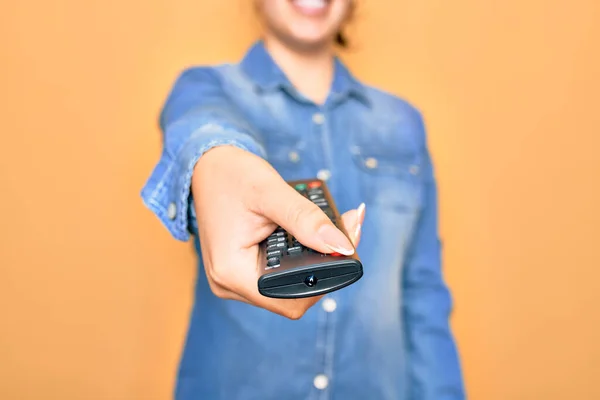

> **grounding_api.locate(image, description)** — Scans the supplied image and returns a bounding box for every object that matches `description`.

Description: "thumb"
[258,180,355,256]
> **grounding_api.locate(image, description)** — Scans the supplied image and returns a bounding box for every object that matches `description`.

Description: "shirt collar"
[240,40,371,107]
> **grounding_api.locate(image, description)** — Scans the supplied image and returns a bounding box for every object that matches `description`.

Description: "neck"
[264,37,335,105]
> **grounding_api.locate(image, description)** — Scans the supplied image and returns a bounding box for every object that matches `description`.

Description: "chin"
[272,21,337,52]
[291,31,333,48]
[259,0,349,51]
[276,33,334,53]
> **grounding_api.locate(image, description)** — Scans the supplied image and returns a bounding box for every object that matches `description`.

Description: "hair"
[335,1,356,49]
[335,31,349,48]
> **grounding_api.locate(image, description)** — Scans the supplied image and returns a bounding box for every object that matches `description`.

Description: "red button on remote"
[308,181,322,189]
[330,252,342,257]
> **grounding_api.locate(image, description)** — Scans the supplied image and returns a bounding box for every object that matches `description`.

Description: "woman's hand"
[192,145,366,319]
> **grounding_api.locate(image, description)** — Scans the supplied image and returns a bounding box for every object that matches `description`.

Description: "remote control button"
[308,181,322,189]
[330,252,343,257]
[292,241,305,251]
[267,249,282,257]
[270,231,286,238]
[287,246,302,255]
[267,242,286,251]
[267,257,280,267]
[294,183,307,191]
[267,236,286,244]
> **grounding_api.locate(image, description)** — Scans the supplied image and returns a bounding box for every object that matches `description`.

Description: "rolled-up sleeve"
[141,67,266,241]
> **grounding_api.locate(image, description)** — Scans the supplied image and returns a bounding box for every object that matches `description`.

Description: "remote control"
[257,179,363,299]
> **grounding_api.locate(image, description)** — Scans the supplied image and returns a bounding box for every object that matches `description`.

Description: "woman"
[141,0,465,399]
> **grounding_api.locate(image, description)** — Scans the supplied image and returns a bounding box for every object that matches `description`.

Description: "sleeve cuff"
[141,125,266,241]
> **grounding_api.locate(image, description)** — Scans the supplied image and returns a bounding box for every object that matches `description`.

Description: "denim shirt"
[141,41,465,400]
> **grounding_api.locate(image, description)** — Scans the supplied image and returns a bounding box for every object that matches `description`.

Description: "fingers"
[206,202,367,321]
[193,148,350,320]
[211,246,323,320]
[258,182,354,256]
[208,267,321,320]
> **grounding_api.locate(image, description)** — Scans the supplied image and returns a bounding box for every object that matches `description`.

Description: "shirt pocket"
[350,145,425,214]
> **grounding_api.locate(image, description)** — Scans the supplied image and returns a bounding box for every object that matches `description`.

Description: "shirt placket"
[312,294,338,400]
[312,109,335,195]
[309,106,338,400]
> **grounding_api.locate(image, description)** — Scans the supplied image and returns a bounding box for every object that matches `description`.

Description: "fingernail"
[354,223,362,240]
[318,224,354,256]
[357,202,366,220]
[354,203,365,241]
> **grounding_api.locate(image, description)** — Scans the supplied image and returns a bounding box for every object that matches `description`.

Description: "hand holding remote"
[192,146,365,320]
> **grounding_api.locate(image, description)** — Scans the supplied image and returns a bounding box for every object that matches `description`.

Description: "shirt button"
[322,298,337,312]
[364,157,378,169]
[167,203,177,220]
[316,169,331,181]
[288,150,300,163]
[409,165,419,175]
[313,374,329,390]
[312,113,325,125]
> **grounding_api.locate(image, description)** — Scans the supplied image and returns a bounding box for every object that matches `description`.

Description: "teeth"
[294,0,326,9]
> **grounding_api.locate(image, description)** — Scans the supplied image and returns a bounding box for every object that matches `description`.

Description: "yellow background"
[1,0,599,399]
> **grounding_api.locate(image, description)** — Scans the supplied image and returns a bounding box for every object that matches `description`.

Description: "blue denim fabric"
[141,41,465,400]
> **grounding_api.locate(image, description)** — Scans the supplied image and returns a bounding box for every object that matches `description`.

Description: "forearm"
[141,67,266,241]
[141,119,265,241]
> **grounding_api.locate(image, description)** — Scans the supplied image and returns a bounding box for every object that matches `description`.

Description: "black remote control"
[257,179,363,299]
